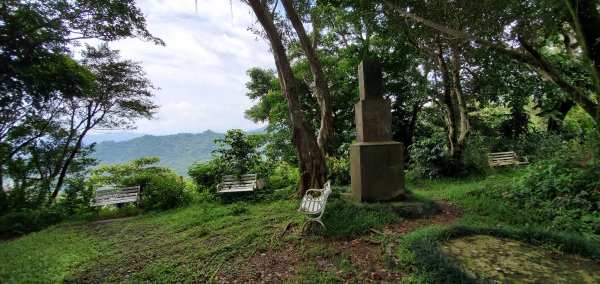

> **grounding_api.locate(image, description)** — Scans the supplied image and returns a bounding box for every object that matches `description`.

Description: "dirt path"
[215,202,462,283]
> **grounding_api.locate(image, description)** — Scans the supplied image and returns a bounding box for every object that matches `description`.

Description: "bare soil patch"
[384,201,461,234]
[215,244,301,283]
[214,202,460,283]
[327,238,404,282]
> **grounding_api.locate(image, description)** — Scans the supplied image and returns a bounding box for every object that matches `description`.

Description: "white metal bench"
[488,151,529,167]
[298,181,332,231]
[90,185,141,207]
[216,174,257,193]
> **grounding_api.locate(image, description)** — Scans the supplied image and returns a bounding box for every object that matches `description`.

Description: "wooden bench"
[488,151,529,167]
[298,181,332,231]
[90,185,140,207]
[216,174,257,194]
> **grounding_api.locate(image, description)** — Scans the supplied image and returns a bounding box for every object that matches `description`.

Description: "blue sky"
[96,0,274,135]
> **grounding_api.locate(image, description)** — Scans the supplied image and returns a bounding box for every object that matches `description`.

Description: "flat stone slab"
[441,235,600,283]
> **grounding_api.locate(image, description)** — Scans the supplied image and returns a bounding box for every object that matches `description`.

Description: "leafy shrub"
[486,132,565,164]
[457,135,491,177]
[326,155,351,186]
[91,157,191,211]
[491,140,600,238]
[408,136,452,179]
[0,207,67,237]
[55,176,94,215]
[188,159,223,194]
[266,161,299,191]
[140,173,191,211]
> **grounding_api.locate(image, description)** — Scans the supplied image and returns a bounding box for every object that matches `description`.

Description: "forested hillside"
[91,131,224,175]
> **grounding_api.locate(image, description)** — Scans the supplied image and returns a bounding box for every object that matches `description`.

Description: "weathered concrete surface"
[350,141,405,202]
[441,235,600,283]
[355,99,392,142]
[350,59,406,202]
[358,59,383,101]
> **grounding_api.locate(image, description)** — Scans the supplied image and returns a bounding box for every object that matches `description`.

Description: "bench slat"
[91,185,140,207]
[488,151,528,167]
[217,174,257,194]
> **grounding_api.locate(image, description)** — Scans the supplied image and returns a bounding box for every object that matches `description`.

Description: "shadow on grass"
[314,193,441,240]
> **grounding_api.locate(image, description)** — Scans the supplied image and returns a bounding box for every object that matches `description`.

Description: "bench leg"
[300,218,325,233]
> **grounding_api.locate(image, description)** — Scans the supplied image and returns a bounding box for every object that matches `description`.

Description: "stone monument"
[350,59,406,202]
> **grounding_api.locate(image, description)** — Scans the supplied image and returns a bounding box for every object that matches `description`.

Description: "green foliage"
[213,129,264,176]
[55,176,94,215]
[188,159,222,194]
[265,161,299,191]
[0,207,67,238]
[408,136,452,179]
[140,173,191,211]
[491,141,600,238]
[91,157,191,211]
[1,1,161,203]
[326,143,352,186]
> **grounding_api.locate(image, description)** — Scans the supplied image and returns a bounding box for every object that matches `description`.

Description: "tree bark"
[280,0,334,155]
[547,99,575,133]
[434,36,459,158]
[246,0,326,195]
[450,43,469,158]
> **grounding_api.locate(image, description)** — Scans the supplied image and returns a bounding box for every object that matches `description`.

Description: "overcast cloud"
[101,0,274,135]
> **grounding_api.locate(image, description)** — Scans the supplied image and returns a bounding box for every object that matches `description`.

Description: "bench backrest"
[488,151,517,159]
[95,186,140,197]
[220,174,256,188]
[92,185,140,206]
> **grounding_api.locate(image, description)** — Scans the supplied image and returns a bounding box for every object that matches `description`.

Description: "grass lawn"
[1,170,598,283]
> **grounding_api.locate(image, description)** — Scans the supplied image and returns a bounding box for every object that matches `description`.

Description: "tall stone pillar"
[350,59,406,202]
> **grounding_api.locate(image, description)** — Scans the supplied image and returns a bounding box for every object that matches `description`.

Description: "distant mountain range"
[84,132,147,144]
[89,131,223,176]
[88,127,267,176]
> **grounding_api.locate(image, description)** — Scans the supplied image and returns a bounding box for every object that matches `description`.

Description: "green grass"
[3,171,598,283]
[0,200,302,283]
[0,194,433,283]
[0,227,106,283]
[400,170,600,283]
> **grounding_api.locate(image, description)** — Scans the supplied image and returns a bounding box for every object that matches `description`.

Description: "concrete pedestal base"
[350,141,406,202]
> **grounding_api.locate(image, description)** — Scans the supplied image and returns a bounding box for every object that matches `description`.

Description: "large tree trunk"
[434,36,459,158]
[281,0,334,155]
[450,43,469,158]
[547,99,575,133]
[563,0,600,127]
[246,0,326,195]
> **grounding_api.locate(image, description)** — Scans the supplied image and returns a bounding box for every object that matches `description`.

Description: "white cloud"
[106,0,274,134]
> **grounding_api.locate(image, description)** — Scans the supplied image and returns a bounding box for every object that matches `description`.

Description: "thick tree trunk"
[281,0,334,155]
[563,0,600,127]
[434,37,459,158]
[546,99,575,133]
[450,44,469,158]
[246,0,326,195]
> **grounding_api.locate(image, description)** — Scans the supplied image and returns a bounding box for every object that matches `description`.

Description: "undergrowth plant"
[488,140,599,238]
